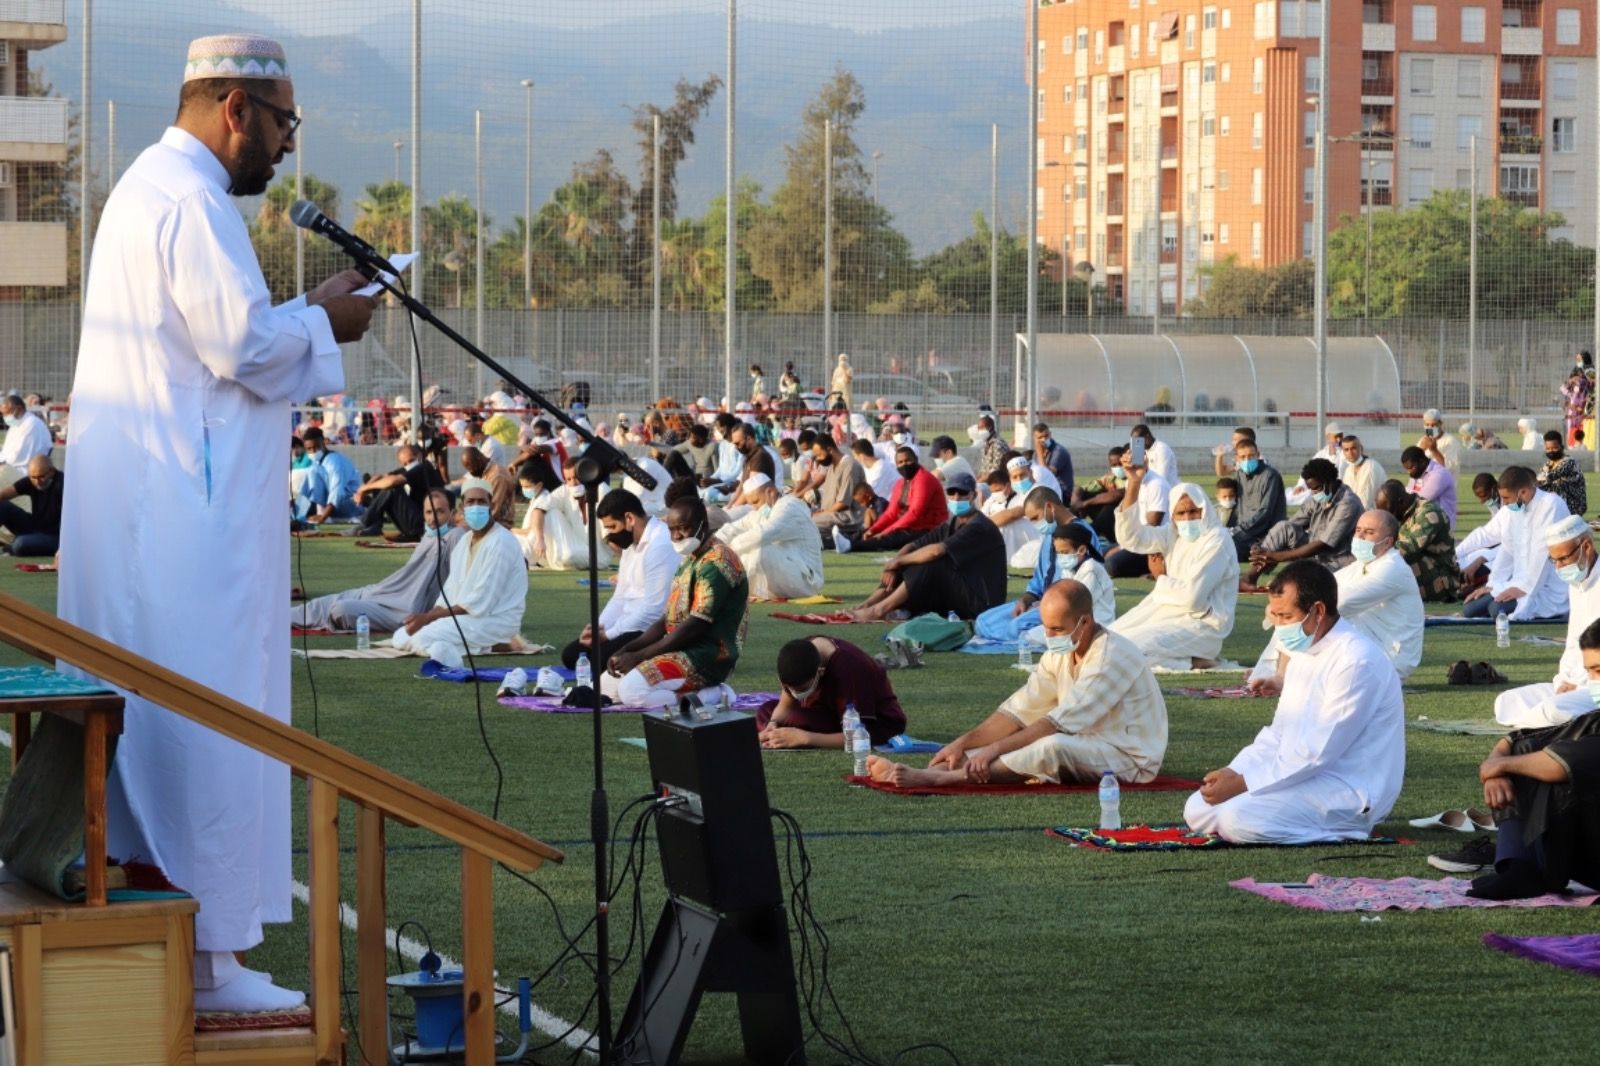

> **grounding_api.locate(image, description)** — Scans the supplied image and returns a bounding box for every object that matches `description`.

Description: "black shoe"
[1427,834,1498,874]
[1466,861,1551,900]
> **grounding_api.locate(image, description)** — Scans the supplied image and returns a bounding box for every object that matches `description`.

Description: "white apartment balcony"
[0,97,68,163]
[0,221,67,287]
[0,0,68,46]
[1362,22,1395,52]
[1501,27,1544,56]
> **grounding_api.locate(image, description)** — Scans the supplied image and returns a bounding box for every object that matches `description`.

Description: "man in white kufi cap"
[1492,514,1600,729]
[714,472,825,600]
[59,33,376,1011]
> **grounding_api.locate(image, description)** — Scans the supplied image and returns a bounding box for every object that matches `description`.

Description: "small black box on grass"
[642,706,783,914]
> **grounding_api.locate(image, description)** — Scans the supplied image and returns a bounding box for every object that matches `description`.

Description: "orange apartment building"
[1034,0,1598,315]
[0,0,68,290]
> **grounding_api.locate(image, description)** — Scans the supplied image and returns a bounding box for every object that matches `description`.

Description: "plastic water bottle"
[841,702,862,737]
[576,653,593,690]
[851,728,871,778]
[355,614,371,652]
[947,611,960,623]
[1017,641,1032,670]
[1098,771,1122,830]
[1495,611,1510,649]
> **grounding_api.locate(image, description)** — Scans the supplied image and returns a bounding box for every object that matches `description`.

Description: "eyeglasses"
[220,91,301,138]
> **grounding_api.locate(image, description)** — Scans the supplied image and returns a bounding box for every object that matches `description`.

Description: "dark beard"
[229,122,275,197]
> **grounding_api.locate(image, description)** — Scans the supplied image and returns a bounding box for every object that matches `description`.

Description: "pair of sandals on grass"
[1446,660,1508,686]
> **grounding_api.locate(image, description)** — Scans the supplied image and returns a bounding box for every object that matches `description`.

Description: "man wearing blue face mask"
[865,580,1167,788]
[390,478,528,668]
[844,471,1006,623]
[1186,560,1405,845]
[1228,438,1287,561]
[1242,458,1361,589]
[973,486,1097,645]
[296,489,462,633]
[1461,465,1571,621]
[1481,515,1600,734]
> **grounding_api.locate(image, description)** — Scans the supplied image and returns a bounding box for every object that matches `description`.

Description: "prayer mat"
[502,691,777,715]
[1520,634,1565,647]
[1407,717,1508,736]
[619,733,942,753]
[847,773,1202,797]
[417,655,559,684]
[290,530,346,539]
[1425,614,1568,626]
[772,611,863,625]
[575,577,616,589]
[294,637,545,660]
[1149,659,1245,675]
[354,539,416,550]
[751,594,845,605]
[1483,933,1600,978]
[1168,685,1256,699]
[958,638,1026,656]
[1231,873,1599,911]
[195,1007,312,1033]
[1046,823,1403,851]
[0,666,113,698]
[12,563,54,573]
[290,626,343,637]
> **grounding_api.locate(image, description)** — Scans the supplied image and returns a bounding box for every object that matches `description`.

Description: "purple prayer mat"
[1483,933,1600,977]
[1232,873,1600,912]
[497,691,778,715]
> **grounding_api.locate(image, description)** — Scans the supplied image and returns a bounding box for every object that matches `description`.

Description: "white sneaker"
[834,531,853,554]
[195,971,307,1013]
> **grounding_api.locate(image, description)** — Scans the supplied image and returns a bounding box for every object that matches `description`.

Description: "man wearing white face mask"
[1248,509,1423,687]
[0,394,53,479]
[1461,465,1570,621]
[391,479,528,668]
[970,414,1007,481]
[1488,515,1600,730]
[1186,561,1405,844]
[715,473,824,600]
[866,580,1167,787]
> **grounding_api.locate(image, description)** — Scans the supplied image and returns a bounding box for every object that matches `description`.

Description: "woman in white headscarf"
[1518,417,1541,451]
[1110,479,1239,671]
[830,353,854,409]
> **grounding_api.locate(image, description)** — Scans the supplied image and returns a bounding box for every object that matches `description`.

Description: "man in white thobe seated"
[391,478,527,667]
[0,394,53,481]
[559,488,678,671]
[296,489,461,633]
[1461,465,1571,622]
[714,472,824,600]
[1492,515,1600,730]
[1338,434,1386,510]
[1248,509,1424,684]
[1185,561,1405,844]
[867,580,1167,787]
[62,33,377,1014]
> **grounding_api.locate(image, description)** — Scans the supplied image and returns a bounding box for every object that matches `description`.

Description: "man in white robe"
[560,488,678,670]
[296,489,461,633]
[0,395,53,480]
[392,478,527,667]
[1338,435,1386,510]
[1110,476,1239,670]
[1462,466,1571,621]
[1492,515,1600,729]
[1186,561,1405,844]
[1249,509,1424,683]
[59,34,375,1012]
[715,473,825,600]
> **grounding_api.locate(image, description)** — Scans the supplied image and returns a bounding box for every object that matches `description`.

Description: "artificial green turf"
[2,480,1596,1064]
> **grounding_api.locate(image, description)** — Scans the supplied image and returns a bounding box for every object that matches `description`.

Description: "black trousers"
[561,630,643,671]
[357,487,423,540]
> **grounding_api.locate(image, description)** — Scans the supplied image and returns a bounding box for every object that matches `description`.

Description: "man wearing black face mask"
[560,489,679,670]
[1538,430,1587,519]
[834,447,948,555]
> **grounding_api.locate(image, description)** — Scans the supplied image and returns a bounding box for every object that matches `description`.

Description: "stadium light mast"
[1312,2,1329,447]
[1025,0,1039,438]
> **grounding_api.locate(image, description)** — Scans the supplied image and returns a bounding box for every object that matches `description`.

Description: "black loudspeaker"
[616,707,804,1066]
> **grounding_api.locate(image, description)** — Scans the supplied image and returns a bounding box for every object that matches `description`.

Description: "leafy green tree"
[252,174,345,301]
[913,211,1034,314]
[1185,256,1315,318]
[630,75,722,288]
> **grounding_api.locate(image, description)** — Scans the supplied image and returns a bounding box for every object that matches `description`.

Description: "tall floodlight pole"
[294,106,304,296]
[1312,2,1329,444]
[1025,0,1039,437]
[724,0,736,411]
[652,114,662,403]
[409,0,423,440]
[824,119,834,374]
[989,123,999,408]
[521,79,534,310]
[1364,141,1374,326]
[474,110,485,363]
[872,150,882,205]
[79,0,91,303]
[1469,135,1478,421]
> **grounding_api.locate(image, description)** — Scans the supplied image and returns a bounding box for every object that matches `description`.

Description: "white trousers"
[1183,778,1372,844]
[1494,682,1594,730]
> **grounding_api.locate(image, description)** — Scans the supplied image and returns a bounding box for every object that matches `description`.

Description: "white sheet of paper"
[353,252,419,297]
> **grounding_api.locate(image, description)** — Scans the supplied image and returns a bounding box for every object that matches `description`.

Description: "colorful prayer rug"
[1232,873,1599,911]
[848,774,1202,797]
[500,690,777,715]
[772,611,864,625]
[12,563,54,573]
[195,1007,312,1032]
[1046,824,1403,850]
[1167,685,1257,699]
[1483,933,1600,977]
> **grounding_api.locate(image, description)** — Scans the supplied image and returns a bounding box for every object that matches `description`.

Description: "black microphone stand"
[358,267,646,1064]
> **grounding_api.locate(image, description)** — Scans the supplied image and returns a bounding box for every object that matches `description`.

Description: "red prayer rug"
[195,1007,312,1032]
[773,611,864,625]
[13,563,55,572]
[847,774,1202,796]
[1046,824,1405,850]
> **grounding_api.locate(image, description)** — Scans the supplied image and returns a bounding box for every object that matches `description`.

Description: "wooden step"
[196,1026,321,1066]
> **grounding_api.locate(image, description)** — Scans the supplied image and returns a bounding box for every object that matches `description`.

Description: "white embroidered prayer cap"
[184,34,290,83]
[1545,514,1591,548]
[1005,455,1030,473]
[743,472,773,496]
[460,476,493,497]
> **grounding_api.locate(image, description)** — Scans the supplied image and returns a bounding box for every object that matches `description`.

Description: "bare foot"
[1191,657,1218,670]
[865,756,949,787]
[865,754,898,782]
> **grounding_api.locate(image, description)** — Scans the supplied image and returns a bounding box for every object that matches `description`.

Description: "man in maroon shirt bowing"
[757,636,908,749]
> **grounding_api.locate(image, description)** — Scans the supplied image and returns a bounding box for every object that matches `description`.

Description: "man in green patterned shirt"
[604,495,749,707]
[1377,479,1461,603]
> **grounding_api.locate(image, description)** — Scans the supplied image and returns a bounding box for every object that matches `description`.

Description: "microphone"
[289,200,397,277]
